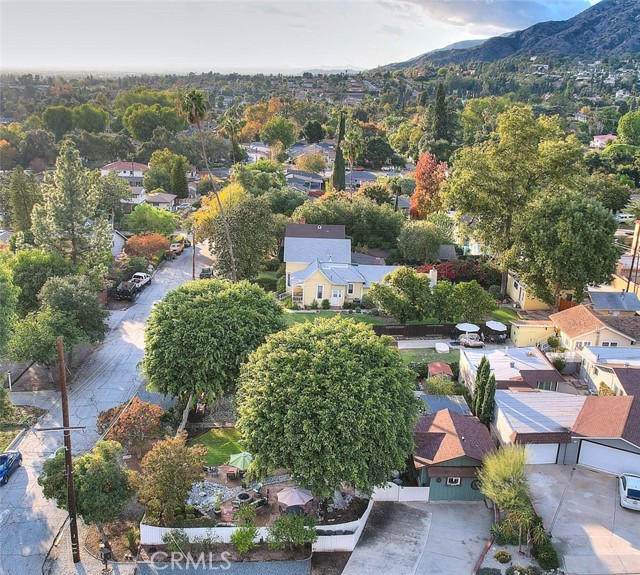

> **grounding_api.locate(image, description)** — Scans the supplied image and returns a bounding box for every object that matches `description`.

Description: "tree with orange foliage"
[125,232,170,260]
[409,151,447,220]
[106,397,165,458]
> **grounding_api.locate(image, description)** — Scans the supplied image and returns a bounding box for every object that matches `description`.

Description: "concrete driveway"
[529,465,640,575]
[341,501,492,575]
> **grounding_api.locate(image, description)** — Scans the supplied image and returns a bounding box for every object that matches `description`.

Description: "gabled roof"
[289,260,398,288]
[284,237,351,264]
[572,396,637,444]
[428,362,454,377]
[145,192,177,204]
[600,315,640,343]
[413,409,495,468]
[101,161,149,172]
[351,252,384,265]
[550,305,604,339]
[588,290,640,312]
[438,244,457,261]
[285,224,345,239]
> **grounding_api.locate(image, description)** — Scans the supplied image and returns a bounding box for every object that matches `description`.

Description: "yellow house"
[506,272,551,311]
[289,260,399,307]
[510,320,555,347]
[549,305,636,351]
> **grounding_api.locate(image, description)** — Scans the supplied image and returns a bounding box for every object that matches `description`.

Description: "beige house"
[510,320,555,347]
[549,305,636,351]
[283,224,397,307]
[506,272,551,311]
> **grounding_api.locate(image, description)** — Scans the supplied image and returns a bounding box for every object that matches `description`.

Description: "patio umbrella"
[485,320,507,332]
[228,452,253,471]
[455,323,480,333]
[277,487,314,507]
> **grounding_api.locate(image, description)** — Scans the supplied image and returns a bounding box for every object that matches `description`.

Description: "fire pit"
[237,492,252,503]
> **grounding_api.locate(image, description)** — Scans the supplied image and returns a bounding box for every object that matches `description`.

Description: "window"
[594,367,599,376]
[316,285,324,300]
[446,477,461,486]
[602,342,618,347]
[513,280,518,290]
[347,283,354,295]
[538,381,558,391]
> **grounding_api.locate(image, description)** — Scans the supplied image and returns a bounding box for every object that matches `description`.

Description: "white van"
[616,213,635,223]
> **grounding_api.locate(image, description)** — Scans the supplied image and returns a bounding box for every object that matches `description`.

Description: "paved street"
[0,244,211,575]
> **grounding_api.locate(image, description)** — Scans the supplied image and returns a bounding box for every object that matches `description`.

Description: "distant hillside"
[381,0,640,70]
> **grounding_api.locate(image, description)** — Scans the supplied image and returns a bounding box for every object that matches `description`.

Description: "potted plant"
[213,493,223,516]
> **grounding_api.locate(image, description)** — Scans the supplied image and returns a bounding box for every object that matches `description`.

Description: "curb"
[5,428,27,451]
[472,502,499,575]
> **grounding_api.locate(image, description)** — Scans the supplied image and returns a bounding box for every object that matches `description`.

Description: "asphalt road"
[0,244,212,575]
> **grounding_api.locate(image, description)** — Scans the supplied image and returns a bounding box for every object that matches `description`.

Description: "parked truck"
[115,280,140,301]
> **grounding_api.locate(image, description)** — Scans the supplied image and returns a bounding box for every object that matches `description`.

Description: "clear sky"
[0,0,601,73]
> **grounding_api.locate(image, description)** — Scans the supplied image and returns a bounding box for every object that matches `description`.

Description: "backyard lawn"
[190,428,244,466]
[399,348,460,366]
[490,306,521,323]
[283,310,386,327]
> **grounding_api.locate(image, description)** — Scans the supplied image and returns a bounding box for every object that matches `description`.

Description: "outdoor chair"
[226,470,238,481]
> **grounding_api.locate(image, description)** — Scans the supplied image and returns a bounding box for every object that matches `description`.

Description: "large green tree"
[303,120,325,144]
[332,111,346,191]
[122,103,186,141]
[618,111,640,146]
[260,116,297,153]
[478,445,528,511]
[237,317,419,496]
[367,267,432,324]
[511,189,619,304]
[9,249,75,315]
[452,280,498,323]
[143,280,284,400]
[71,104,109,133]
[397,221,443,265]
[0,264,18,354]
[38,441,133,544]
[42,105,73,141]
[126,203,176,236]
[31,141,111,267]
[169,159,189,199]
[578,172,632,213]
[8,165,40,232]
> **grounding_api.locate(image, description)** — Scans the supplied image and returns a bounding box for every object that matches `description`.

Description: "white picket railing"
[371,483,430,502]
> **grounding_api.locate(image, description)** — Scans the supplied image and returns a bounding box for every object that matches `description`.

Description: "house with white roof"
[100,161,149,187]
[283,223,398,307]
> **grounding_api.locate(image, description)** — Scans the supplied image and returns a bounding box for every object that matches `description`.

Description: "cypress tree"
[9,166,39,232]
[473,356,490,416]
[432,83,449,141]
[170,160,189,199]
[332,111,346,191]
[480,373,496,425]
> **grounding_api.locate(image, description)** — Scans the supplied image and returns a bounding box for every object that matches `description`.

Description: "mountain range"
[382,0,640,70]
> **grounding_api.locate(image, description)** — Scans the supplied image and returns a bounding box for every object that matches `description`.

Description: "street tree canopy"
[143,280,284,401]
[237,317,419,496]
[127,203,177,236]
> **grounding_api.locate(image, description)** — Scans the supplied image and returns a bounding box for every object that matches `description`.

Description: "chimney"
[375,257,383,266]
[299,216,306,225]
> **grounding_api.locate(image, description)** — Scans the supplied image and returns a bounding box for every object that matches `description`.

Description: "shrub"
[276,276,286,294]
[267,514,318,550]
[252,276,277,293]
[234,503,257,525]
[488,285,503,300]
[505,566,542,575]
[424,375,456,395]
[449,362,460,380]
[547,335,560,349]
[552,357,566,372]
[262,258,282,272]
[230,525,258,554]
[310,299,318,310]
[491,520,519,546]
[532,536,560,570]
[126,527,140,553]
[321,298,330,310]
[598,382,615,396]
[175,516,218,528]
[360,294,375,309]
[494,550,512,564]
[162,529,190,554]
[342,301,352,310]
[408,359,430,378]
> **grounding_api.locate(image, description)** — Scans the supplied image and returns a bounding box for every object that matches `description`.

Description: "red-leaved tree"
[106,397,165,458]
[125,232,170,261]
[410,151,447,220]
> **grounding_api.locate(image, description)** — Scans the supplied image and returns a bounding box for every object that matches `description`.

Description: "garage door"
[525,444,558,464]
[578,441,640,475]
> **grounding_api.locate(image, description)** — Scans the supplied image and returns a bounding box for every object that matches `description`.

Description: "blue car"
[0,451,22,485]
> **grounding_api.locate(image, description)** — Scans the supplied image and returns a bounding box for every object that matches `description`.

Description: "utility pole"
[57,336,81,564]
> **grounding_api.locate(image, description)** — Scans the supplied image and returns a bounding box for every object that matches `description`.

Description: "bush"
[547,335,560,349]
[162,529,190,554]
[598,382,615,396]
[342,301,352,310]
[360,294,375,309]
[488,285,503,300]
[174,516,219,528]
[321,298,330,310]
[262,258,282,272]
[424,375,456,395]
[230,525,258,555]
[234,503,257,525]
[310,299,318,310]
[491,520,519,546]
[506,566,542,575]
[126,527,140,553]
[532,536,560,570]
[276,275,286,294]
[552,357,566,372]
[252,276,277,293]
[494,550,512,564]
[267,514,318,550]
[449,361,460,380]
[408,359,430,378]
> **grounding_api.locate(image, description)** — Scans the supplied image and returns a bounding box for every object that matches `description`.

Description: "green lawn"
[0,429,20,452]
[399,348,460,366]
[282,310,386,327]
[490,306,521,323]
[189,428,244,466]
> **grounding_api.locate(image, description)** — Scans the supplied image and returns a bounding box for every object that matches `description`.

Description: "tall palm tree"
[181,89,237,282]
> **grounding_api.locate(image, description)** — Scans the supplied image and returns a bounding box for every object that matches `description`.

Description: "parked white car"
[459,333,485,348]
[619,473,640,510]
